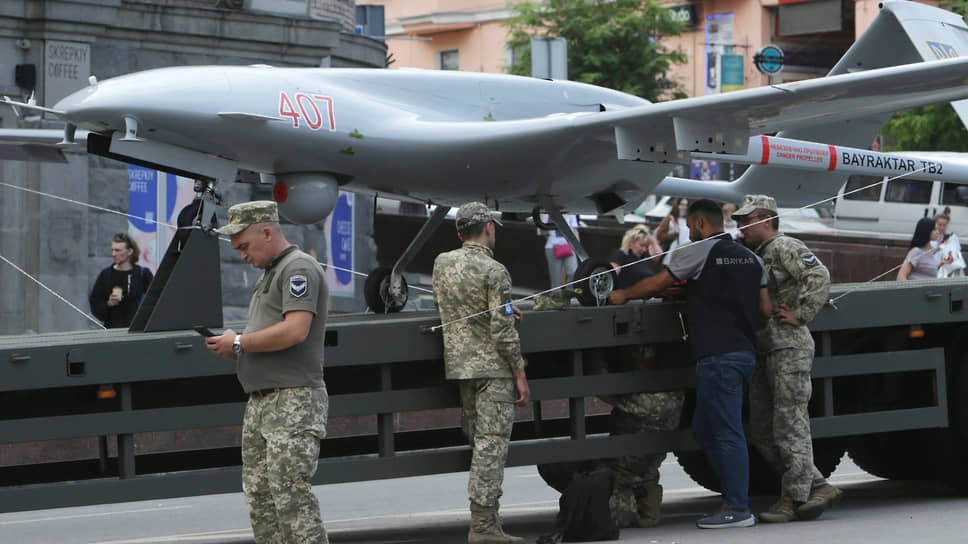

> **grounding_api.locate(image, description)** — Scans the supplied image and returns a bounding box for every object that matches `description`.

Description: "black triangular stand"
[129,227,223,332]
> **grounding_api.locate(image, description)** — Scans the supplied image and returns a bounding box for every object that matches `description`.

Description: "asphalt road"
[2,456,967,544]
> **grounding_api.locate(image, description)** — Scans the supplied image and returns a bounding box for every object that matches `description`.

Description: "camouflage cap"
[732,194,778,218]
[455,202,502,231]
[215,200,279,235]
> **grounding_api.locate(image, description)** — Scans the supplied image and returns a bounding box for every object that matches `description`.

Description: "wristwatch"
[232,333,243,355]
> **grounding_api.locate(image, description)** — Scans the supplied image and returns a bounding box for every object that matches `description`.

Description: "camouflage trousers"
[459,378,516,507]
[603,391,685,522]
[749,349,826,502]
[242,386,329,544]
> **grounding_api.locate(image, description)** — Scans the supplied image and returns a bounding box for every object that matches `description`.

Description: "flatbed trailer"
[1,278,966,512]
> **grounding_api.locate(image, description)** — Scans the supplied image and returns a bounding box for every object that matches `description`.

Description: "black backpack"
[537,468,620,543]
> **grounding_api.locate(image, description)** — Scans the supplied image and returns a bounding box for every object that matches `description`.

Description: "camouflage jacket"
[432,242,525,379]
[756,233,830,352]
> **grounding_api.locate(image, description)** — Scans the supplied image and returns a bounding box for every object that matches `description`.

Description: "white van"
[834,168,968,238]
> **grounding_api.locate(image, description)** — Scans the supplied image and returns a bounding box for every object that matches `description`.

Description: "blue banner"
[329,193,354,291]
[127,166,177,233]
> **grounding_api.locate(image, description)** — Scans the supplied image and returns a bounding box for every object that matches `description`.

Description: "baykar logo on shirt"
[289,275,308,297]
[715,257,755,265]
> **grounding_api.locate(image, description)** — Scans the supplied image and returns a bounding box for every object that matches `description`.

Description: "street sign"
[668,4,698,26]
[44,41,89,109]
[721,54,744,92]
[754,44,784,75]
[531,37,567,80]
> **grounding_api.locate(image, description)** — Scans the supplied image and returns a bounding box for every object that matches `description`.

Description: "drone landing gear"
[537,200,616,307]
[574,257,616,306]
[364,205,451,313]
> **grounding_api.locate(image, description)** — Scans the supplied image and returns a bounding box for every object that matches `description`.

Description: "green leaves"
[881,0,968,152]
[504,0,687,101]
[883,105,968,152]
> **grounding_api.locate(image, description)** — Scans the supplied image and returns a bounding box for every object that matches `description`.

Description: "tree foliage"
[882,0,968,151]
[504,0,687,101]
[882,105,968,151]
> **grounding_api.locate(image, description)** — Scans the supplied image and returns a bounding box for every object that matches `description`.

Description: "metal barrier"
[0,279,963,512]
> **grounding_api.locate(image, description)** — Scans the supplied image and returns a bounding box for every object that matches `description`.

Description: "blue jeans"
[692,350,756,511]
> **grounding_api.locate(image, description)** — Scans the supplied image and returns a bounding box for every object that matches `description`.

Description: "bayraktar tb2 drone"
[5,1,968,313]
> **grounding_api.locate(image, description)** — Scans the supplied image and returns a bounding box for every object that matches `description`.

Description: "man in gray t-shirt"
[609,199,770,530]
[205,201,329,544]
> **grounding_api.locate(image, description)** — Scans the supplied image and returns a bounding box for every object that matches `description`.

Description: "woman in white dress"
[656,198,690,265]
[933,208,965,278]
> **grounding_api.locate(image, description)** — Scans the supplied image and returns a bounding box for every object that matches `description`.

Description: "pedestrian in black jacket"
[89,232,153,328]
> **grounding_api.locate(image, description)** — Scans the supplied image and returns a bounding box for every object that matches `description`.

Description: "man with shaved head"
[205,200,330,544]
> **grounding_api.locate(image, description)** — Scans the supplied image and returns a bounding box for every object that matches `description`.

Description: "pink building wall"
[665,0,772,97]
[371,0,941,98]
[366,0,513,72]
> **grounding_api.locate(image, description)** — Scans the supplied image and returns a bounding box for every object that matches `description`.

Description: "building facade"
[368,0,938,96]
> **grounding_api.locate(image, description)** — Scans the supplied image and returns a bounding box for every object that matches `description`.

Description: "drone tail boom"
[695,1,968,207]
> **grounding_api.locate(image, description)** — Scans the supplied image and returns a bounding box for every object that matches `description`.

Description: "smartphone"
[193,326,216,337]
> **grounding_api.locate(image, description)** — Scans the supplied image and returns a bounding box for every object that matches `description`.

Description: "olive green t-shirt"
[237,246,328,393]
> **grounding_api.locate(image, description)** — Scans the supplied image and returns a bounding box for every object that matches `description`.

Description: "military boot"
[636,484,663,528]
[610,490,640,528]
[759,495,796,523]
[796,484,843,521]
[468,502,524,544]
[490,505,525,543]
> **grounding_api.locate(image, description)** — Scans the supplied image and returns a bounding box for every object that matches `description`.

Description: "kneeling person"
[609,199,770,529]
[600,350,684,529]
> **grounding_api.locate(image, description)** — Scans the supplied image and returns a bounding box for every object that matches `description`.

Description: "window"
[941,183,968,207]
[437,49,459,71]
[885,178,931,204]
[843,175,882,201]
[504,44,526,73]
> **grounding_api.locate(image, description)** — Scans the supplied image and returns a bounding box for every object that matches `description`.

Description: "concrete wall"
[0,0,386,334]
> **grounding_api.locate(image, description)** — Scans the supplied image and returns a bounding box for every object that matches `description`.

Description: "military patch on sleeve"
[802,253,818,266]
[289,274,308,297]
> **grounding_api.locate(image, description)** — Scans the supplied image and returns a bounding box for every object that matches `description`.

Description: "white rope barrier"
[0,252,106,329]
[0,164,935,330]
[429,166,931,331]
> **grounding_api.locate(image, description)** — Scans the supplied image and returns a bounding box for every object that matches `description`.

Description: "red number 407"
[279,92,336,131]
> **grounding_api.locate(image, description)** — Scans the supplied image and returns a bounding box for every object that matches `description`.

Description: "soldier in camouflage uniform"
[599,348,684,529]
[537,282,684,529]
[432,202,531,544]
[206,201,330,544]
[733,195,843,523]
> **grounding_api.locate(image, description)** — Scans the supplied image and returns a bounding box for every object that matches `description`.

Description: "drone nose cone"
[54,85,96,116]
[53,66,231,131]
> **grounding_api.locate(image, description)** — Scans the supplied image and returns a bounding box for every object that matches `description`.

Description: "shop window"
[437,50,459,71]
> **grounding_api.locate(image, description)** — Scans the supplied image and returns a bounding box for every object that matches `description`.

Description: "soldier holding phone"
[203,201,330,544]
